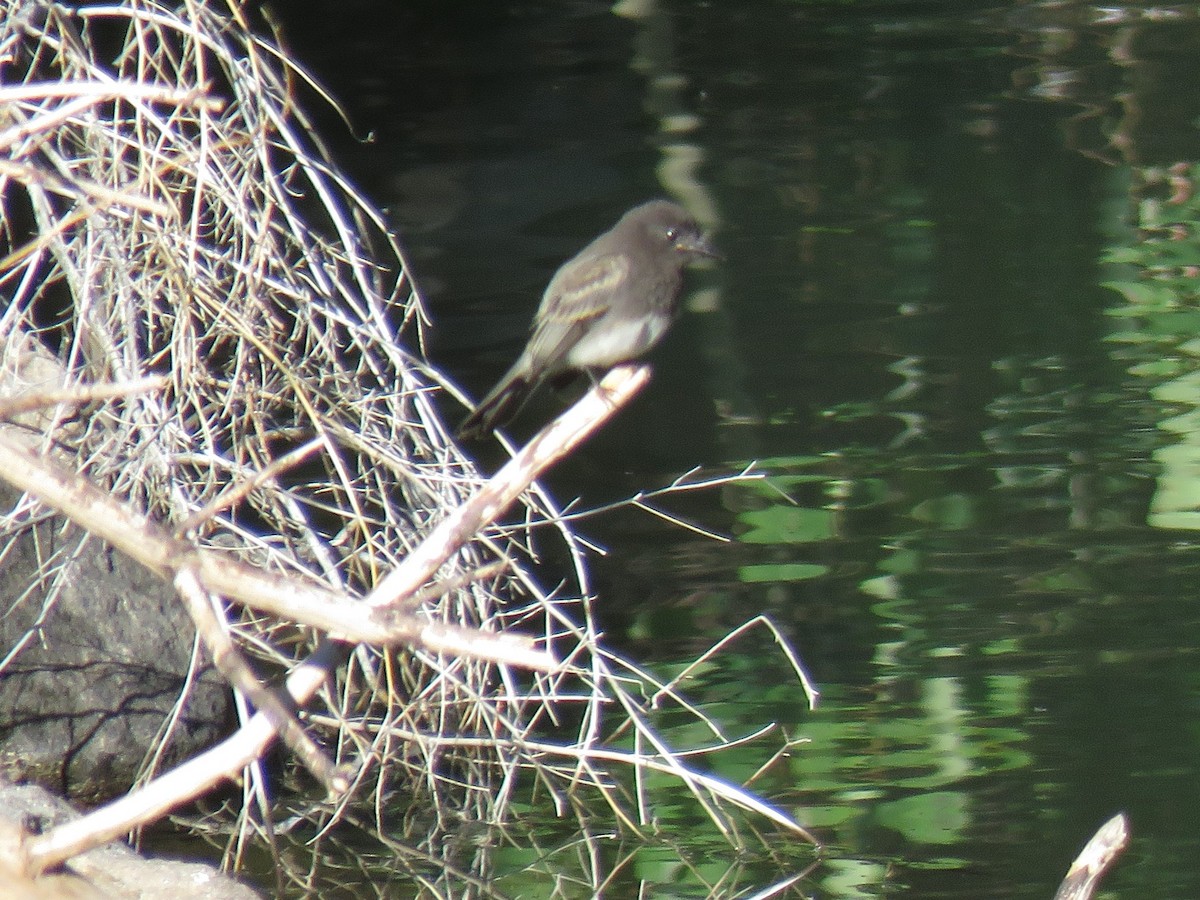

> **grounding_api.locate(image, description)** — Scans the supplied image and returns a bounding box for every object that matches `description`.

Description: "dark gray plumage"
[458,199,718,439]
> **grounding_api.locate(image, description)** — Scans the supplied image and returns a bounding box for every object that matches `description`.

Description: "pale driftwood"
[1052,812,1130,900]
[173,567,345,794]
[0,429,553,666]
[367,364,651,612]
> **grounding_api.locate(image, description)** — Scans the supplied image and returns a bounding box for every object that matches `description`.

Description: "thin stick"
[175,436,325,536]
[367,364,650,612]
[0,376,168,421]
[174,567,345,794]
[1053,813,1130,900]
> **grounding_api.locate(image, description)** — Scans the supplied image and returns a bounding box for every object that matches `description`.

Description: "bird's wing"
[539,252,629,324]
[525,252,630,367]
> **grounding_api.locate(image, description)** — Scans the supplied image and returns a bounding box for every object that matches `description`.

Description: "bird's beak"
[677,231,722,261]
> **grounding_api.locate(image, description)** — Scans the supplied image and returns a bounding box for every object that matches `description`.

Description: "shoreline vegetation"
[0,2,817,895]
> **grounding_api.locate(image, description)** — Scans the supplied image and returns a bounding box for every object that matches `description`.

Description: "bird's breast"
[565,309,673,369]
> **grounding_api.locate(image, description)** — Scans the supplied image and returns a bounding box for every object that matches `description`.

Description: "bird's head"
[629,200,721,264]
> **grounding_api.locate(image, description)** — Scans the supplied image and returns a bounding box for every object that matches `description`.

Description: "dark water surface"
[278,0,1200,895]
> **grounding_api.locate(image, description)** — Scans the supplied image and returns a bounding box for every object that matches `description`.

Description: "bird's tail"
[457,362,539,440]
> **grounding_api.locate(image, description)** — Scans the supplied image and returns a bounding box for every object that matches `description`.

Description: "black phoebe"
[458,199,718,438]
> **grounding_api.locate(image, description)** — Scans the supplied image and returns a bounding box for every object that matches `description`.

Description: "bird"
[458,199,719,439]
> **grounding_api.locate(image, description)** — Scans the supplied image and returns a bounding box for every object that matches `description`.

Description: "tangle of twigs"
[0,2,818,894]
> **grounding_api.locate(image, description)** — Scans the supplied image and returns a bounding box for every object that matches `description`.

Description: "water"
[275,0,1200,895]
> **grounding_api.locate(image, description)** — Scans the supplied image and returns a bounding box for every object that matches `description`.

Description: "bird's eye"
[665,226,680,242]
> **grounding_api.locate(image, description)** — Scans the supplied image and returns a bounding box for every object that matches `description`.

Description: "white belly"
[565,313,671,369]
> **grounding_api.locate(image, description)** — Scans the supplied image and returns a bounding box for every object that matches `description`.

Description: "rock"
[0,335,230,800]
[0,780,259,899]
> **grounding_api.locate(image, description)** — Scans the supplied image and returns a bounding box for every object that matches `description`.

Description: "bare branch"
[173,567,345,794]
[0,431,555,669]
[1053,813,1130,900]
[367,364,650,612]
[0,376,168,421]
